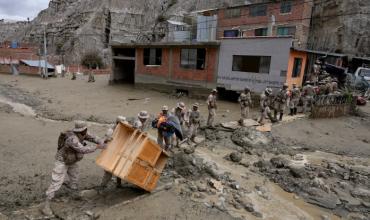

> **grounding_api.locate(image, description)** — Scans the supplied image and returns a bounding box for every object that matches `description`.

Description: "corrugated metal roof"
[20,60,54,69]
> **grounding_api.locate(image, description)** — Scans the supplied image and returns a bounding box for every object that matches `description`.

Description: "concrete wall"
[217,38,292,93]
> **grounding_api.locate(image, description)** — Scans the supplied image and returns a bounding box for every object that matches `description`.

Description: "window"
[254,28,268,36]
[280,1,292,14]
[143,48,162,65]
[180,48,206,70]
[277,26,296,36]
[224,30,240,37]
[292,58,302,77]
[232,55,271,73]
[225,8,241,18]
[250,4,267,17]
[280,70,287,77]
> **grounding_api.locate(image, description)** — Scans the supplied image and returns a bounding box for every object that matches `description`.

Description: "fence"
[311,94,356,118]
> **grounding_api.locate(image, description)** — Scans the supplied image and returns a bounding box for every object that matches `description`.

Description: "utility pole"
[43,25,48,79]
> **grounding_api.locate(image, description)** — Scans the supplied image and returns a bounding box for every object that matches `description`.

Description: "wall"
[285,50,307,88]
[216,0,312,47]
[0,64,11,74]
[217,38,292,93]
[135,46,218,90]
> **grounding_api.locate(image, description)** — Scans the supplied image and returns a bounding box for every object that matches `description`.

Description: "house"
[197,0,313,48]
[0,59,54,76]
[217,37,307,92]
[110,42,220,96]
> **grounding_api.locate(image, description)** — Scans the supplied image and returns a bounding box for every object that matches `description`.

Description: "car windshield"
[360,69,370,77]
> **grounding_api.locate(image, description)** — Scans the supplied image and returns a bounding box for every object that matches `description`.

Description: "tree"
[81,51,104,69]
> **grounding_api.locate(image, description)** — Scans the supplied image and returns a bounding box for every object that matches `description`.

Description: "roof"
[167,20,189,26]
[292,48,347,57]
[20,60,54,69]
[190,8,218,14]
[111,41,221,48]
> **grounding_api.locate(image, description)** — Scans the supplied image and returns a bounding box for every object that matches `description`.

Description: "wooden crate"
[96,122,168,192]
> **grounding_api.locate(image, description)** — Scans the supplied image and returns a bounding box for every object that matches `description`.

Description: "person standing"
[238,87,252,125]
[289,84,301,115]
[302,81,315,113]
[258,88,276,124]
[207,89,218,128]
[42,121,105,216]
[187,103,201,143]
[156,106,172,150]
[133,111,150,132]
[274,83,289,121]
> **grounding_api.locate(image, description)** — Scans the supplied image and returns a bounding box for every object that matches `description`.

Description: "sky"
[0,0,49,21]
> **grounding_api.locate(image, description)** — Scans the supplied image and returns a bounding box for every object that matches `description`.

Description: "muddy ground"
[0,74,369,220]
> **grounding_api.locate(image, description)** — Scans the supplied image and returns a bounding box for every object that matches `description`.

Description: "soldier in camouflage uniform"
[274,83,289,121]
[289,83,301,115]
[207,89,218,128]
[133,111,150,132]
[42,121,105,216]
[302,81,315,113]
[258,88,276,124]
[186,103,201,142]
[238,87,252,125]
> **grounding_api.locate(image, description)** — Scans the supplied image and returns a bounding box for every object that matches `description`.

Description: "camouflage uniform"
[302,84,315,113]
[187,108,201,141]
[289,86,301,115]
[274,88,289,120]
[258,91,275,124]
[238,91,252,121]
[46,132,101,200]
[207,93,217,127]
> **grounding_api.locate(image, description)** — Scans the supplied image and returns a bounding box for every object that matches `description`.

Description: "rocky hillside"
[4,0,240,65]
[308,0,370,57]
[0,20,29,44]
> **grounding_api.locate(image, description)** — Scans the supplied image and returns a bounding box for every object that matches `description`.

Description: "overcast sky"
[0,0,49,21]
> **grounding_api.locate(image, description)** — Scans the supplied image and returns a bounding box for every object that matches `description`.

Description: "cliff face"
[308,0,370,57]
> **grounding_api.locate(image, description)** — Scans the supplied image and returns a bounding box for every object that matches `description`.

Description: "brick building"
[110,42,220,96]
[199,0,313,48]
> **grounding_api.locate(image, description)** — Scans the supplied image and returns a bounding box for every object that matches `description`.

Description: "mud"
[1,74,370,219]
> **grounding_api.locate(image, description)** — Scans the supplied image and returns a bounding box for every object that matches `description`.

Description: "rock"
[231,127,271,149]
[289,165,307,178]
[320,214,330,220]
[252,211,263,218]
[351,188,370,202]
[270,157,289,168]
[229,182,240,190]
[204,162,222,180]
[164,184,173,191]
[193,192,206,199]
[307,191,341,209]
[208,179,223,192]
[184,146,195,154]
[243,202,255,212]
[294,195,300,200]
[80,189,98,199]
[293,154,304,161]
[196,182,207,192]
[229,152,242,163]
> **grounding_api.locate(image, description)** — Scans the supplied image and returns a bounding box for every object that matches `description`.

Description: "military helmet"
[265,88,273,95]
[138,111,149,119]
[73,120,87,132]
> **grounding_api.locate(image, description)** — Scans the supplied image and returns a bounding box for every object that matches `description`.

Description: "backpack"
[57,130,74,150]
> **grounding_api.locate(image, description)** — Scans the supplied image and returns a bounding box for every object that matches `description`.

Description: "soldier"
[258,88,276,125]
[88,72,95,83]
[289,83,301,115]
[133,111,149,132]
[238,87,252,125]
[42,121,105,216]
[187,103,201,143]
[171,102,186,146]
[207,89,218,128]
[156,106,172,150]
[100,116,127,189]
[274,83,289,121]
[71,72,77,80]
[302,81,315,113]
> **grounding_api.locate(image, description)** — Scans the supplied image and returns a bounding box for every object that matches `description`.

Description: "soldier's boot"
[274,111,278,121]
[279,113,284,121]
[294,108,298,115]
[289,108,294,116]
[41,199,53,216]
[268,113,277,123]
[116,177,122,188]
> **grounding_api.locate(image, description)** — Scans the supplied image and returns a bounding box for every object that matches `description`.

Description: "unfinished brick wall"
[136,48,170,77]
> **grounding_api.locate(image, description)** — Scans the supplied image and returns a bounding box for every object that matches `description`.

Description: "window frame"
[143,48,162,66]
[224,29,240,38]
[180,48,206,70]
[280,1,292,14]
[232,55,271,74]
[249,4,267,17]
[254,28,268,36]
[292,57,303,78]
[224,8,241,18]
[277,26,296,36]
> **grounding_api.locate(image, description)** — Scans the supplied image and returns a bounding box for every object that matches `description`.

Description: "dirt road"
[0,74,369,220]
